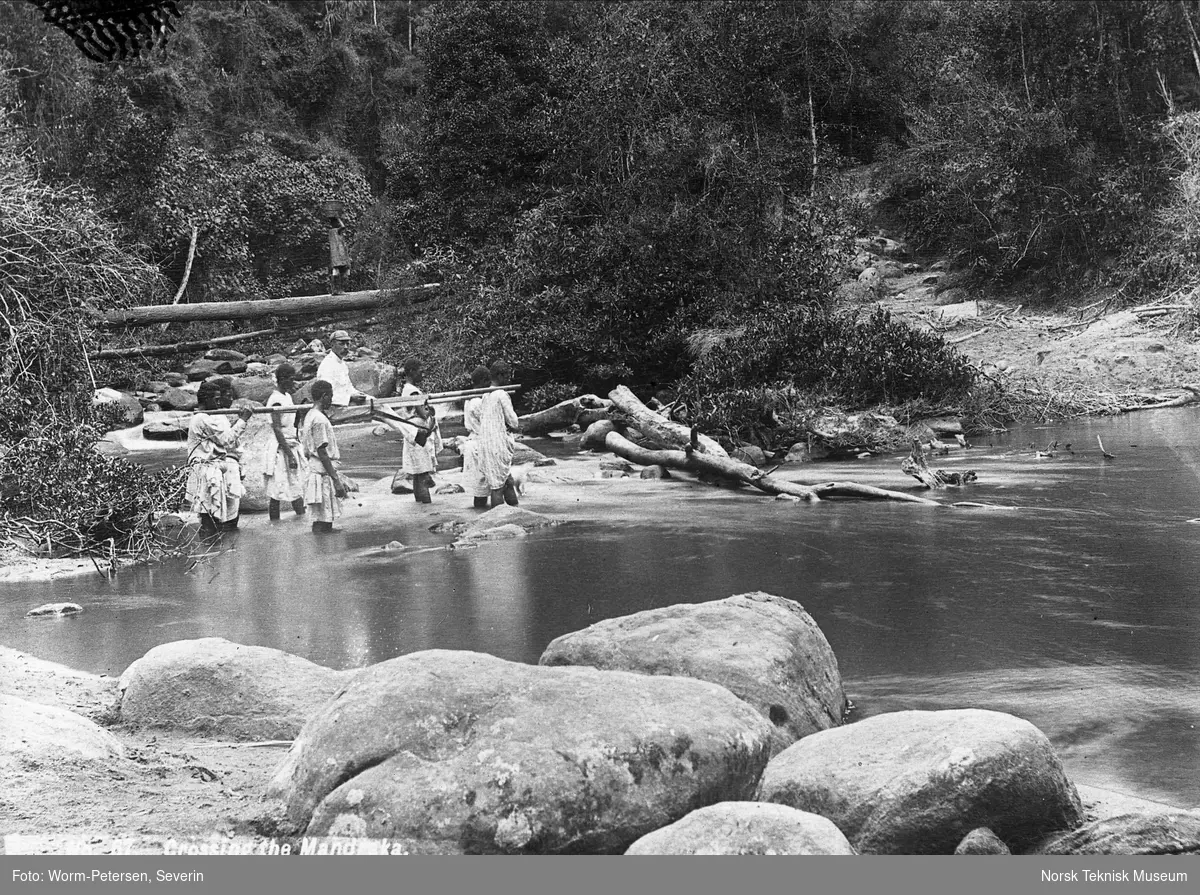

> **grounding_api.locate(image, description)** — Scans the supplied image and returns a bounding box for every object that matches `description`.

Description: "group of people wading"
[183,328,521,535]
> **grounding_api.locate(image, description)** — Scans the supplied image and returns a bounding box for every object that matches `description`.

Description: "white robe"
[476,388,518,490]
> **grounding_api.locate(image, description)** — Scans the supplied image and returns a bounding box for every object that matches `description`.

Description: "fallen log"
[518,394,613,436]
[608,385,728,458]
[1118,384,1200,413]
[89,325,288,360]
[102,284,440,327]
[583,421,940,505]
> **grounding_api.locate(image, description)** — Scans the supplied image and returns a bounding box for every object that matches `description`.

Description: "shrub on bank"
[0,419,184,561]
[677,306,977,447]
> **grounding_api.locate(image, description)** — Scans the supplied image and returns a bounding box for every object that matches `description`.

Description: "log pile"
[584,388,941,505]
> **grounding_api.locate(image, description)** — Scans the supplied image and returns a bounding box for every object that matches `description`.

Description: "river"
[4,410,1199,808]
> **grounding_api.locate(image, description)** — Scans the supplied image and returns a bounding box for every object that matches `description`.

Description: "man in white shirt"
[313,329,426,436]
[315,330,369,419]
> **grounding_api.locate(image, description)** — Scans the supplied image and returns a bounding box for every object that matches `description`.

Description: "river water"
[4,411,1199,808]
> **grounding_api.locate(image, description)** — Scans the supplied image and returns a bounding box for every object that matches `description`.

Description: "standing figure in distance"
[327,214,350,294]
[262,362,307,521]
[301,379,347,534]
[185,377,253,534]
[461,365,493,510]
[476,360,520,508]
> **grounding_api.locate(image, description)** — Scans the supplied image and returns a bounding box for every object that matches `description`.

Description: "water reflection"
[3,410,1200,806]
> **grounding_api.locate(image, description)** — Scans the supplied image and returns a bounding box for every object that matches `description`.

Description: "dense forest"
[6,0,1200,555]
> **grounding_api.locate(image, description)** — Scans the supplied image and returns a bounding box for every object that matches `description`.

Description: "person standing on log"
[397,357,441,504]
[262,362,307,521]
[476,360,520,508]
[461,365,492,510]
[185,378,253,534]
[327,214,350,294]
[301,380,347,533]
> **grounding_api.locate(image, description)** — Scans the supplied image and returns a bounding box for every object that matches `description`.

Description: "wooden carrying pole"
[203,384,519,416]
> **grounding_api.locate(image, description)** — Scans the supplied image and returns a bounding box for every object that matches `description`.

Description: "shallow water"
[5,410,1200,807]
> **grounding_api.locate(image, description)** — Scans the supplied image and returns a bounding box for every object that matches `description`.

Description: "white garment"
[184,412,247,522]
[476,389,518,490]
[315,352,360,406]
[461,396,488,498]
[399,381,441,475]
[261,389,305,501]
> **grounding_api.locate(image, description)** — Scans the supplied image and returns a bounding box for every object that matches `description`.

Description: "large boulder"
[261,650,775,853]
[347,359,397,398]
[0,694,123,761]
[92,388,143,426]
[141,410,191,441]
[185,357,246,380]
[1032,812,1200,855]
[758,709,1083,854]
[230,375,277,404]
[159,385,198,411]
[624,802,855,855]
[118,638,348,741]
[539,592,845,755]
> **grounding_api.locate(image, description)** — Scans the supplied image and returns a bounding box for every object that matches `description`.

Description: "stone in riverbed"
[624,802,855,855]
[142,410,191,441]
[25,602,83,618]
[1032,811,1200,855]
[0,694,123,761]
[259,649,774,852]
[92,388,143,426]
[539,592,845,756]
[118,638,348,741]
[159,385,198,411]
[757,709,1083,854]
[954,827,1011,855]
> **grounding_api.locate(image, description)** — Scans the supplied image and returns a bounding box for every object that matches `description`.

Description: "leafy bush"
[677,306,977,445]
[0,420,184,559]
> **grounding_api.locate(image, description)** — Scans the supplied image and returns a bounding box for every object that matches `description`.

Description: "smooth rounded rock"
[758,709,1083,854]
[0,694,123,761]
[118,638,347,741]
[625,802,855,855]
[261,650,775,852]
[540,592,844,755]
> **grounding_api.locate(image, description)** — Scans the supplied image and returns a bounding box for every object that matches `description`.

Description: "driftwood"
[518,395,613,436]
[1118,384,1200,412]
[102,284,440,327]
[583,421,939,505]
[608,385,728,458]
[900,440,978,489]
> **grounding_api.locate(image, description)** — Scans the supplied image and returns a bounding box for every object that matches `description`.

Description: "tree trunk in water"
[583,421,939,505]
[607,384,728,459]
[518,395,613,436]
[102,284,439,327]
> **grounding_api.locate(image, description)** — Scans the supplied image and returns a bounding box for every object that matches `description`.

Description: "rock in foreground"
[0,694,124,761]
[118,638,348,740]
[540,592,845,755]
[1033,811,1200,855]
[262,649,774,853]
[625,802,855,855]
[758,709,1083,854]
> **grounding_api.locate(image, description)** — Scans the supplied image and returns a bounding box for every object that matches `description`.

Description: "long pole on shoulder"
[203,383,520,416]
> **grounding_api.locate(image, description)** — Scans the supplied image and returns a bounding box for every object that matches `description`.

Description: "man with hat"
[314,329,418,433]
[315,329,371,422]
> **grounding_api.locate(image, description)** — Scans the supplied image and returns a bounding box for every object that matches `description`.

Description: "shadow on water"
[5,409,1200,807]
